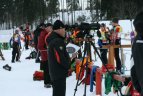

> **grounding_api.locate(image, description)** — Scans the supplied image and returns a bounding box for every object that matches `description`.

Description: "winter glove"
[98,39,102,48]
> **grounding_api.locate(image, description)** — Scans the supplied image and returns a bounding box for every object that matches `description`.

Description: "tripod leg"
[90,41,108,70]
[73,42,88,96]
[83,60,89,96]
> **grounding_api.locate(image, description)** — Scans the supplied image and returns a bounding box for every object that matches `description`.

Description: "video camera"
[79,22,100,31]
[65,23,79,31]
[76,22,101,38]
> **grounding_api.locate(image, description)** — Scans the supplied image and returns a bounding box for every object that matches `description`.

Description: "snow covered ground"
[0,37,131,96]
[0,20,133,96]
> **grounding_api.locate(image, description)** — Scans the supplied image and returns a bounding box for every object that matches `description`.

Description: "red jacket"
[37,29,48,61]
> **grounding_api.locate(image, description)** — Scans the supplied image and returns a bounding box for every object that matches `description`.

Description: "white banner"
[0,35,11,43]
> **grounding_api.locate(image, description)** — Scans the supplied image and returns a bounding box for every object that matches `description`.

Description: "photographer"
[65,25,74,44]
[72,24,80,44]
[46,20,71,96]
[71,24,82,58]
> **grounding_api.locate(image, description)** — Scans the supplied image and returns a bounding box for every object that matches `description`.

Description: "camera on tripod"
[79,22,100,31]
[73,22,101,96]
[76,22,101,38]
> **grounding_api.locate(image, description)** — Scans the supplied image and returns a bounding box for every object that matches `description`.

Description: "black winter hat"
[15,30,19,34]
[133,11,143,33]
[45,23,52,27]
[53,20,65,30]
[112,17,119,23]
[100,23,106,27]
[39,23,45,27]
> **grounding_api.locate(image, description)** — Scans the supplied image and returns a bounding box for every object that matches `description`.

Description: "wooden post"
[95,44,131,95]
[102,44,131,67]
[108,45,115,66]
[96,69,102,95]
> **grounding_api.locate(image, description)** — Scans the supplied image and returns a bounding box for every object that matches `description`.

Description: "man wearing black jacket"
[131,11,143,95]
[46,20,71,96]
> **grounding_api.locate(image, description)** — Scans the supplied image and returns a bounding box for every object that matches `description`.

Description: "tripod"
[74,34,124,96]
[73,35,94,96]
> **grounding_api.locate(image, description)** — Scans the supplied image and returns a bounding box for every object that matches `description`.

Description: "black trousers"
[42,61,51,85]
[131,66,141,93]
[12,42,20,62]
[25,39,29,49]
[12,49,20,62]
[114,48,121,70]
[52,78,66,96]
[114,39,121,70]
[100,49,108,64]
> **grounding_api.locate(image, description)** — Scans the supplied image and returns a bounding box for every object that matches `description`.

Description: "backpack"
[30,51,37,58]
[33,71,44,81]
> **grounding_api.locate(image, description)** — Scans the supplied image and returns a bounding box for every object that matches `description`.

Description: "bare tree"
[125,0,138,31]
[87,0,101,22]
[77,15,86,23]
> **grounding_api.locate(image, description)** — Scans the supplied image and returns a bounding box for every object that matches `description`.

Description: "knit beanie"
[53,20,65,30]
[112,17,119,23]
[45,23,52,27]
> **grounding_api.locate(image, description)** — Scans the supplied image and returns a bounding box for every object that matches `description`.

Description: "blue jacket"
[9,34,21,48]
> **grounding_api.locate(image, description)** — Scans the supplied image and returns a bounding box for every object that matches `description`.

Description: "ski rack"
[102,44,131,67]
[95,44,132,96]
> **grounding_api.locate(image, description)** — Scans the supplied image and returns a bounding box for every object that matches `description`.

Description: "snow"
[0,20,133,96]
[0,38,132,96]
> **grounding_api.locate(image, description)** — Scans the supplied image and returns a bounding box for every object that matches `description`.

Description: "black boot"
[44,84,51,88]
[35,58,40,63]
[43,61,52,87]
[40,61,44,71]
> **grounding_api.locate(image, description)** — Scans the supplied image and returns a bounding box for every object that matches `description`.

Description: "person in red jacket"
[37,23,53,88]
